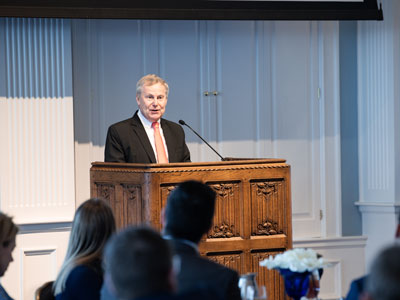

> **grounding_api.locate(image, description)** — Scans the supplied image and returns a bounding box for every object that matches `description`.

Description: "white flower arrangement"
[259,248,327,273]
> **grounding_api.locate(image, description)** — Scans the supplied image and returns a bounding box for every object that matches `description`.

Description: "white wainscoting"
[356,202,400,269]
[1,224,71,300]
[294,236,367,299]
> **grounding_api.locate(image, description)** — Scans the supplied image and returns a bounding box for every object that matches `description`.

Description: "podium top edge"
[91,158,287,169]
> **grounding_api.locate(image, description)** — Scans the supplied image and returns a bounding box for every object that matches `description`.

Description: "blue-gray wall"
[339,21,362,236]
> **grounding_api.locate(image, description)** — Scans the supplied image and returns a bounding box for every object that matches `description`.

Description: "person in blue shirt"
[0,212,18,300]
[53,198,116,300]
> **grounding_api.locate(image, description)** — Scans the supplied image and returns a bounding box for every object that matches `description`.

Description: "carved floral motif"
[255,182,277,196]
[208,223,238,238]
[97,184,115,200]
[208,254,240,269]
[211,183,235,197]
[122,184,140,201]
[254,219,283,236]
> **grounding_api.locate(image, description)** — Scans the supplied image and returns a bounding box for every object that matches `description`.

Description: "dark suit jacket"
[56,260,103,300]
[105,111,191,163]
[0,284,14,300]
[101,289,222,300]
[345,275,367,300]
[99,240,230,300]
[168,239,241,300]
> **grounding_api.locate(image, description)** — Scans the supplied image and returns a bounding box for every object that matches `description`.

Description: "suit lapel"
[130,112,157,163]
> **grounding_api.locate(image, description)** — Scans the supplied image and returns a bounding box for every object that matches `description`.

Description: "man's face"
[136,83,168,123]
[0,237,15,277]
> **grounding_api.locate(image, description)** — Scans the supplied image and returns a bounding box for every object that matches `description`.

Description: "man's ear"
[161,207,166,229]
[395,223,400,239]
[104,272,117,297]
[360,292,373,300]
[167,266,177,293]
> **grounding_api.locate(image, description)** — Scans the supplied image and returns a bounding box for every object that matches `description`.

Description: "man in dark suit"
[105,74,190,163]
[162,180,242,300]
[102,226,222,300]
[103,226,176,300]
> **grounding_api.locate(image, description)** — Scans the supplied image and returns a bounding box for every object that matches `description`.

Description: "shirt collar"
[163,235,199,253]
[137,109,161,128]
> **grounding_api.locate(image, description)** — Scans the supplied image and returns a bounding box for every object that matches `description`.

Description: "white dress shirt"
[137,110,169,162]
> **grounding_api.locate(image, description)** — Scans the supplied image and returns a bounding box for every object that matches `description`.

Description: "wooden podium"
[90,159,292,300]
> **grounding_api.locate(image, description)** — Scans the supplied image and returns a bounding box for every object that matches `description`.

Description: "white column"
[357,0,400,268]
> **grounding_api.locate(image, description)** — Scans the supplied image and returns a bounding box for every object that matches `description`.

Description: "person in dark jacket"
[162,180,241,300]
[53,198,116,300]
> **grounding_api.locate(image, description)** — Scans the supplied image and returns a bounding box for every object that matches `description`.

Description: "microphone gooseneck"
[179,119,225,161]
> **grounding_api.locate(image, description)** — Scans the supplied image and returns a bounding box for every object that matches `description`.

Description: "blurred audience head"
[0,212,18,277]
[54,198,116,294]
[363,244,400,300]
[163,180,216,244]
[104,226,174,300]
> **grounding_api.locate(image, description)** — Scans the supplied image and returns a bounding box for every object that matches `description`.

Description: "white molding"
[18,222,72,234]
[19,245,58,300]
[319,259,342,300]
[319,21,342,238]
[3,232,71,300]
[356,200,399,268]
[294,235,367,249]
[355,201,400,213]
[294,236,367,299]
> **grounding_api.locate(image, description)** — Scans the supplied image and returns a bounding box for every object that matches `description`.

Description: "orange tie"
[152,122,168,163]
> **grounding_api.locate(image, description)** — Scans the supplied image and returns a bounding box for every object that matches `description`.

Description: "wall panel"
[0,18,75,223]
[1,227,70,300]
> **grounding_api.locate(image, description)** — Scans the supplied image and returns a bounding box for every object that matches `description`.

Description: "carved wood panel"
[251,251,286,300]
[250,180,287,236]
[160,184,178,209]
[207,182,241,238]
[207,252,242,274]
[95,183,121,227]
[122,184,142,226]
[95,182,116,210]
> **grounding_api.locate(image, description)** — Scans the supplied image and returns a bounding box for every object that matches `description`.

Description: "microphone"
[179,119,225,161]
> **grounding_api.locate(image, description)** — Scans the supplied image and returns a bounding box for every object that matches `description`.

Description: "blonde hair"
[136,74,169,97]
[53,198,116,295]
[0,212,18,248]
